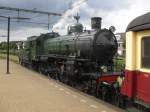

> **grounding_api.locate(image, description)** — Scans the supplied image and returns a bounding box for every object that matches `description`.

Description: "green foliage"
[0,42,18,50]
[113,57,125,72]
[10,43,18,49]
[0,53,19,63]
[123,41,126,49]
[0,42,7,50]
[0,41,19,57]
[0,49,19,56]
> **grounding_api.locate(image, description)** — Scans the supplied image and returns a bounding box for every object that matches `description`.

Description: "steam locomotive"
[19,15,118,86]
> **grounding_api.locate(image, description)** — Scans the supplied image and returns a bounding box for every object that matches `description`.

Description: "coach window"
[141,37,150,69]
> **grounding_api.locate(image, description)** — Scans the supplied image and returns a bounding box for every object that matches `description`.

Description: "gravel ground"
[0,59,125,112]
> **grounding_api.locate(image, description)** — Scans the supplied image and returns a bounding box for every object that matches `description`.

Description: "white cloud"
[79,0,150,32]
[102,0,150,32]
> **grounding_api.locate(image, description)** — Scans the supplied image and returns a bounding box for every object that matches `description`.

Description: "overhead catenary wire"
[0,19,56,28]
[0,6,62,16]
[0,5,63,29]
[0,10,12,15]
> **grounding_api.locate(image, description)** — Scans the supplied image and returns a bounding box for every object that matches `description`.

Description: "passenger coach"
[121,12,150,111]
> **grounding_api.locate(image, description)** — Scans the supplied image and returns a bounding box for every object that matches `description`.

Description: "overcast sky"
[0,0,150,42]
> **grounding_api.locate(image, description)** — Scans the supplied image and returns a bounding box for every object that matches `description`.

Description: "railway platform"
[0,59,124,112]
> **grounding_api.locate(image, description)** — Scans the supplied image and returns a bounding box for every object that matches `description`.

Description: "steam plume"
[52,0,87,34]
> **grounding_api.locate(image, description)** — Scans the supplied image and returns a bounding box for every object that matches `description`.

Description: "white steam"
[52,0,87,34]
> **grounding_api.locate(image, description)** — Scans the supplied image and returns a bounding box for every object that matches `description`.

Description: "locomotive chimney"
[91,17,102,30]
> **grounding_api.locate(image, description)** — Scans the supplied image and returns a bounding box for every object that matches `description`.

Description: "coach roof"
[126,12,150,32]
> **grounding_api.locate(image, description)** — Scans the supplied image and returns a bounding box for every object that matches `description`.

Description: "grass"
[0,53,19,63]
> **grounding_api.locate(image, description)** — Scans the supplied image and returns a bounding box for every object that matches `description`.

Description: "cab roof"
[126,12,150,32]
[27,36,38,41]
[27,32,59,41]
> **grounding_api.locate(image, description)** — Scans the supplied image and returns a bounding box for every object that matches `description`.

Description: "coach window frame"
[141,36,150,69]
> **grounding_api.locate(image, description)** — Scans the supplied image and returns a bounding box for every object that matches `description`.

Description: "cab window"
[141,37,150,69]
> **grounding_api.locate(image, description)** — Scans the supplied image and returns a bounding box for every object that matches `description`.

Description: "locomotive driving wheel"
[114,93,127,109]
[101,86,108,101]
[114,91,121,107]
[96,83,102,98]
